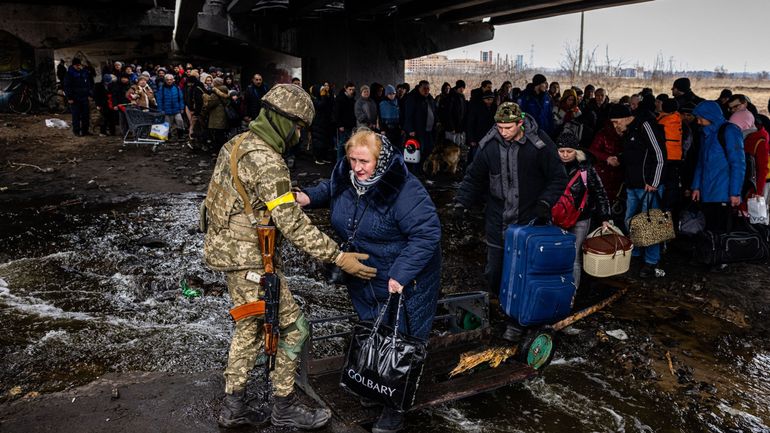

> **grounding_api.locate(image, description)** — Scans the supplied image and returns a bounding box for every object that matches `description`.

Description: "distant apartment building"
[406,54,492,74]
[515,55,524,70]
[480,50,493,63]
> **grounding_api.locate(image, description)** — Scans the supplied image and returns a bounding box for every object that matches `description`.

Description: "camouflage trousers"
[224,269,306,397]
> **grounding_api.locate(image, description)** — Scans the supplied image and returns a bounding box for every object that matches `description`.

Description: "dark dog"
[424,141,461,176]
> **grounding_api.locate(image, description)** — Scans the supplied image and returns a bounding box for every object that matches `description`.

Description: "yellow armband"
[265,192,296,211]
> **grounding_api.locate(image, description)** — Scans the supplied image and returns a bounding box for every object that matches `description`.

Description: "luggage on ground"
[695,216,767,265]
[582,225,633,277]
[679,204,706,236]
[340,294,427,411]
[499,222,577,326]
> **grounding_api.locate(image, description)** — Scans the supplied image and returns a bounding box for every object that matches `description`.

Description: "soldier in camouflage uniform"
[203,84,376,429]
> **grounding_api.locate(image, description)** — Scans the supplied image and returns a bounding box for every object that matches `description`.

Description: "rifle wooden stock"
[264,323,278,356]
[257,225,276,273]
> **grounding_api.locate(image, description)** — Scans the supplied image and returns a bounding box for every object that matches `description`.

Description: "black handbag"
[339,294,427,411]
[695,214,767,265]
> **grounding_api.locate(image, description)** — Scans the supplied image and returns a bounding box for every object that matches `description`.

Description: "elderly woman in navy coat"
[296,128,441,433]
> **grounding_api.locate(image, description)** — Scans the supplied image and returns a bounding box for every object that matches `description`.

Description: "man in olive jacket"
[454,102,567,305]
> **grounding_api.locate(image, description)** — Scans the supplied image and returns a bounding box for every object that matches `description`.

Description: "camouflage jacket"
[203,132,340,271]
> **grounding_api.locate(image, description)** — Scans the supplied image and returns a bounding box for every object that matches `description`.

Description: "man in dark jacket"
[243,73,268,121]
[455,102,567,313]
[610,104,667,278]
[465,90,496,165]
[672,77,704,108]
[403,80,437,173]
[470,80,492,104]
[56,59,67,84]
[517,74,554,137]
[442,80,467,145]
[184,72,206,144]
[63,57,94,136]
[332,82,356,161]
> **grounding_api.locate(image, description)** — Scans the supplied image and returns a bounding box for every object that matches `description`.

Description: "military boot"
[218,390,270,428]
[271,392,331,429]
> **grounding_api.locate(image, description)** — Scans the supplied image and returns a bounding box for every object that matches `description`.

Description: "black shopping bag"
[339,294,427,411]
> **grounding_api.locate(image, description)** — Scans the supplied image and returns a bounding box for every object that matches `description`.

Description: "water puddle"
[1,191,769,432]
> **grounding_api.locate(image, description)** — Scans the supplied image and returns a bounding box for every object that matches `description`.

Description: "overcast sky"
[440,0,769,73]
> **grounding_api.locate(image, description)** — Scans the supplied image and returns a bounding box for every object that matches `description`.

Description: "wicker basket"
[582,225,633,277]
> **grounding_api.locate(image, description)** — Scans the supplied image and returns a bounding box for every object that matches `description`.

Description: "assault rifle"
[257,223,280,376]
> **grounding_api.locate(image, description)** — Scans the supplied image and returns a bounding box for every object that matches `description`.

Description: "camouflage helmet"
[494,102,525,123]
[261,83,315,126]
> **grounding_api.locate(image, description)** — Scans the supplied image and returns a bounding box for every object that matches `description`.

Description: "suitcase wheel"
[462,312,482,330]
[518,328,556,370]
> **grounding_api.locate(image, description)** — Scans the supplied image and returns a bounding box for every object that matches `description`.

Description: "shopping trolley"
[121,105,166,151]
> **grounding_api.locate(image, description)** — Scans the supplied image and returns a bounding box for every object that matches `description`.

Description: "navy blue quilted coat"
[304,153,441,340]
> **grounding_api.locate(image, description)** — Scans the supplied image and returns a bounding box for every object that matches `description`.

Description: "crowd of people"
[61,55,770,432]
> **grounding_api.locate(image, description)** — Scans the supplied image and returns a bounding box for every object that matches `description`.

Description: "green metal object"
[462,311,482,330]
[180,279,201,298]
[526,333,553,369]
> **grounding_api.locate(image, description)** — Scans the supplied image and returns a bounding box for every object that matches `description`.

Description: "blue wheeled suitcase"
[499,222,577,326]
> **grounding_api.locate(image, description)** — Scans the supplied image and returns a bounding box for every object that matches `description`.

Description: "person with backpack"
[554,133,611,288]
[691,101,745,232]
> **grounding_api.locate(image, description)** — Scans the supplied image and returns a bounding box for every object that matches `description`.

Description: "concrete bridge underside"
[0,0,649,99]
[174,0,649,86]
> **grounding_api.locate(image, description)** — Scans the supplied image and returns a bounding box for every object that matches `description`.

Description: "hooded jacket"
[691,101,746,202]
[455,114,568,247]
[303,152,441,340]
[618,111,666,189]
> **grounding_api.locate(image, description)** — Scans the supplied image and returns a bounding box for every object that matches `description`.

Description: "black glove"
[450,202,469,220]
[534,201,552,221]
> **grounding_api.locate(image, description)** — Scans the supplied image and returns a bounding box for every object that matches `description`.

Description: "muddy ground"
[1,114,769,433]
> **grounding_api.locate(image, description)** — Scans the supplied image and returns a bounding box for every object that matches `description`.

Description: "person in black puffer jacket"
[556,132,612,288]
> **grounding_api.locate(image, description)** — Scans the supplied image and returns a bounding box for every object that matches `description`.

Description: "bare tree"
[651,51,666,82]
[714,66,728,79]
[560,42,580,82]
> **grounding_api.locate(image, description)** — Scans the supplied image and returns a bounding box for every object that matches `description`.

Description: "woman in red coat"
[589,123,624,202]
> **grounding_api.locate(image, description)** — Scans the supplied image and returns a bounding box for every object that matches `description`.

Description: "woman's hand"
[388,278,403,294]
[295,191,310,207]
[601,221,612,230]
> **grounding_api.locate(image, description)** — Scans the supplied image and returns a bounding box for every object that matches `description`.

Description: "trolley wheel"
[518,328,556,370]
[462,311,482,330]
[9,91,32,114]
